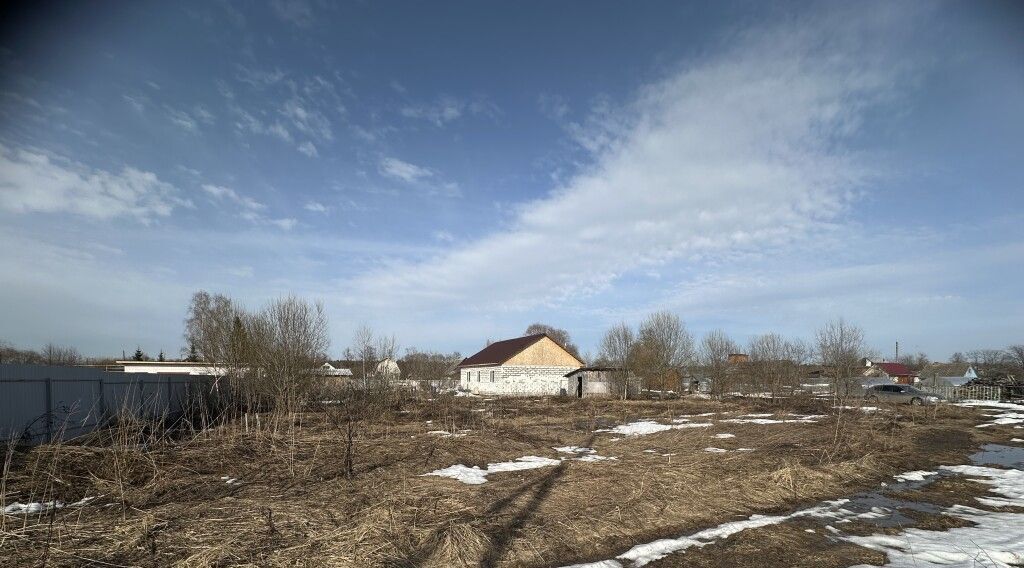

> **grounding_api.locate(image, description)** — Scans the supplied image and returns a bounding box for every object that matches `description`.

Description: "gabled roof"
[457,333,563,368]
[875,362,913,376]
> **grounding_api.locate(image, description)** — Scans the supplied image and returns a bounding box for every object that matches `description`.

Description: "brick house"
[457,333,583,396]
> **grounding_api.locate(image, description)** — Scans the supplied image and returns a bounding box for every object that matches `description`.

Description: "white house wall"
[459,365,579,396]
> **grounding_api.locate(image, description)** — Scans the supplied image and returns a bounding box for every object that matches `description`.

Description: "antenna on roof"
[895,340,899,362]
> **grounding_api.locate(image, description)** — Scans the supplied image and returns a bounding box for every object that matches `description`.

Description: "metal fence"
[0,364,210,445]
[923,384,1003,402]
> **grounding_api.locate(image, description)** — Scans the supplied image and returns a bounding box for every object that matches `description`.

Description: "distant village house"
[457,333,583,396]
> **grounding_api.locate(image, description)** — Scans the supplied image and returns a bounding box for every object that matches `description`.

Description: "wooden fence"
[0,364,211,445]
[923,384,1003,402]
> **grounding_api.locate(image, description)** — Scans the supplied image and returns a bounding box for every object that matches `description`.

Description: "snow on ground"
[561,461,1024,567]
[425,447,618,484]
[555,446,597,455]
[427,429,471,438]
[703,447,728,453]
[720,415,820,425]
[596,420,713,437]
[836,405,879,413]
[957,400,1024,429]
[561,499,859,568]
[893,470,937,482]
[3,496,94,515]
[1012,438,1024,443]
[423,456,561,485]
[713,433,736,439]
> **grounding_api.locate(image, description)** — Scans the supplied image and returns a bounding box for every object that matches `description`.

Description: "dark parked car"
[864,384,945,405]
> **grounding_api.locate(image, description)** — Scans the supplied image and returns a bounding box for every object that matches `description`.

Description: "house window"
[490,370,495,382]
[465,371,470,381]
[476,371,481,382]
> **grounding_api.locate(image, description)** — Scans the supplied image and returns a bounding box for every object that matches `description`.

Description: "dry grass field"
[0,395,1012,567]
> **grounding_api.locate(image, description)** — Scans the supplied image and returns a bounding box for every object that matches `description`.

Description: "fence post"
[44,376,53,443]
[99,374,106,421]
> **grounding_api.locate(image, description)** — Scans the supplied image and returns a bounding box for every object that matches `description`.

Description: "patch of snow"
[721,417,818,425]
[423,456,561,485]
[844,505,1024,567]
[561,499,855,567]
[703,447,728,453]
[713,433,736,439]
[555,446,597,455]
[3,496,94,516]
[454,391,480,397]
[597,420,713,437]
[576,454,617,462]
[940,464,1024,503]
[1011,438,1024,443]
[427,429,470,438]
[893,470,937,483]
[220,476,240,485]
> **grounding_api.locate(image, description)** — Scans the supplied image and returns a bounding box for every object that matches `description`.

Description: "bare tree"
[699,330,739,397]
[402,349,462,389]
[949,351,966,364]
[1007,345,1024,370]
[748,333,789,398]
[599,322,635,400]
[352,325,375,389]
[815,318,865,400]
[41,343,82,366]
[248,295,330,412]
[524,323,581,360]
[635,311,694,395]
[965,349,1010,366]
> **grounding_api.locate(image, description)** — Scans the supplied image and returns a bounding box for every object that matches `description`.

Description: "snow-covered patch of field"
[3,496,94,516]
[220,476,241,485]
[836,405,879,413]
[957,400,1024,429]
[597,419,713,437]
[893,470,937,482]
[425,447,619,484]
[422,456,561,485]
[844,505,1024,567]
[561,499,859,567]
[713,433,735,439]
[562,461,1024,567]
[427,429,471,438]
[720,414,820,425]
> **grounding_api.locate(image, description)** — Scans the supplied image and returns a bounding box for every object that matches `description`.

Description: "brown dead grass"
[0,397,1005,567]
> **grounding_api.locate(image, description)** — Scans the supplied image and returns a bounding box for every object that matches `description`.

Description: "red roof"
[875,362,913,376]
[457,333,581,368]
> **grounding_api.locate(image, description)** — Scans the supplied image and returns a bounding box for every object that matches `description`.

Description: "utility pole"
[895,340,899,362]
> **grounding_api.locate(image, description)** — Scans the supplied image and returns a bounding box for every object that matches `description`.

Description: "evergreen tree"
[158,350,165,362]
[133,346,145,361]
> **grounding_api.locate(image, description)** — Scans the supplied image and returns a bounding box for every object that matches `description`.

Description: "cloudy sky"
[0,0,1021,360]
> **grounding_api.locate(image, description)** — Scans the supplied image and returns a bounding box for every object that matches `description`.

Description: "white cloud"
[379,157,433,183]
[201,183,265,212]
[123,94,146,113]
[282,97,332,141]
[400,94,500,127]
[433,230,455,243]
[269,218,297,231]
[0,144,190,222]
[165,106,198,132]
[297,141,319,157]
[340,8,908,314]
[270,0,313,28]
[304,201,328,213]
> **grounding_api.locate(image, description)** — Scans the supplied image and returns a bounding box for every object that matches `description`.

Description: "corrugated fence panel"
[0,380,48,442]
[0,364,210,445]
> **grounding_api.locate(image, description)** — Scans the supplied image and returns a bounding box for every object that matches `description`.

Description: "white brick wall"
[459,365,579,396]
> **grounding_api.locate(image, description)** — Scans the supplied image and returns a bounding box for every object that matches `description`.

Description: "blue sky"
[0,0,1021,360]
